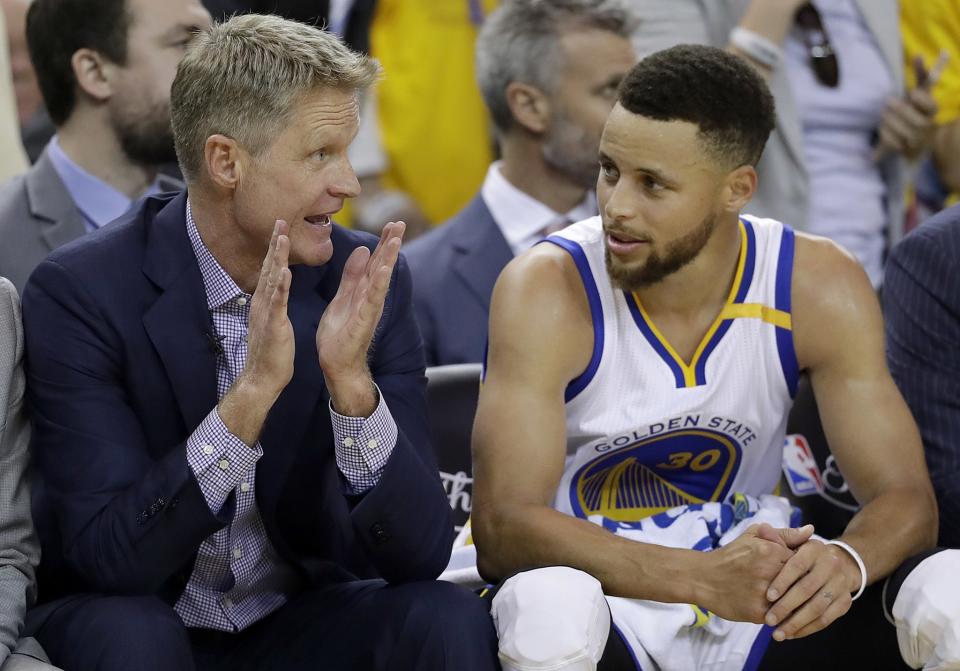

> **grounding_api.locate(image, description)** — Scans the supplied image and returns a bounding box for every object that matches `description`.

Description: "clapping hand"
[220,220,295,447]
[243,219,295,400]
[316,221,406,416]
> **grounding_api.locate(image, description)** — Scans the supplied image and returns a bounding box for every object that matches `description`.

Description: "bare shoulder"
[487,242,594,386]
[494,242,585,309]
[791,233,883,370]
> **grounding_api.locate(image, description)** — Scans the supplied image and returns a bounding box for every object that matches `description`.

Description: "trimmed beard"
[605,210,719,290]
[542,108,602,191]
[110,100,178,167]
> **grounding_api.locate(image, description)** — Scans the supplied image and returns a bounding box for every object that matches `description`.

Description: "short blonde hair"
[171,14,381,182]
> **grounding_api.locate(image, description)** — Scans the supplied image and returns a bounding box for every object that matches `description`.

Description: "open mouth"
[304,214,332,227]
[605,230,650,255]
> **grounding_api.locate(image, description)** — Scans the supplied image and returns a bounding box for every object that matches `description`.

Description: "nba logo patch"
[782,434,822,497]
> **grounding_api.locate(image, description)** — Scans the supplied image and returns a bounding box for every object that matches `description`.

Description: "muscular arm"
[794,235,937,580]
[763,236,939,640]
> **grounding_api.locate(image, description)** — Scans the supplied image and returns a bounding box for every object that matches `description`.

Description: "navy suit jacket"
[21,191,453,605]
[404,195,513,366]
[884,203,960,548]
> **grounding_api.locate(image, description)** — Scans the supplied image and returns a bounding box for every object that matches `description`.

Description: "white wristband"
[825,540,867,601]
[729,26,783,70]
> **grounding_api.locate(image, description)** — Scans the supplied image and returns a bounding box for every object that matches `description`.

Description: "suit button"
[168,497,179,510]
[370,523,388,545]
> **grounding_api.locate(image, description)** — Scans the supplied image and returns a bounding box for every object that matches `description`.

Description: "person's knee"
[891,549,960,670]
[403,581,495,643]
[38,595,192,671]
[491,566,610,671]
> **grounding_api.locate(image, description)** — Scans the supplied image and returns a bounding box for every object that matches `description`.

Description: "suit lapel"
[25,152,87,253]
[450,196,514,312]
[141,192,218,434]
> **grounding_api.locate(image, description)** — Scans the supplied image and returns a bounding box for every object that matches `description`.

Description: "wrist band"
[825,540,867,601]
[729,26,783,70]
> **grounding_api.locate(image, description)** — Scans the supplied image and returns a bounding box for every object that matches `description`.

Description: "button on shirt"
[175,200,399,632]
[46,135,166,232]
[480,161,597,256]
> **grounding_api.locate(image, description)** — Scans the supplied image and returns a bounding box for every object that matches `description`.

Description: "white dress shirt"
[480,161,598,256]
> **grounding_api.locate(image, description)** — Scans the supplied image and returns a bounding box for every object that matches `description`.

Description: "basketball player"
[471,45,938,670]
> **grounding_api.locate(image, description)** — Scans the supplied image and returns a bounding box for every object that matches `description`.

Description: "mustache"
[603,226,652,243]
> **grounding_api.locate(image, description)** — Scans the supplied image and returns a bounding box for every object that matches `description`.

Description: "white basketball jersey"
[545,214,799,527]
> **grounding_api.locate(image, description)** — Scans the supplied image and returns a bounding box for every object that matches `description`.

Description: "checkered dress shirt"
[174,201,398,631]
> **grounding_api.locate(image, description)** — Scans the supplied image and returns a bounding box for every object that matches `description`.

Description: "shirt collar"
[46,135,166,230]
[480,161,597,253]
[185,199,249,310]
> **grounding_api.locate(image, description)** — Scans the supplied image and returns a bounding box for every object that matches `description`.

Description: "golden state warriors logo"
[570,428,742,521]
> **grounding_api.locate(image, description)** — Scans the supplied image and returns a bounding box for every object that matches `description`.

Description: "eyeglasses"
[795,2,839,87]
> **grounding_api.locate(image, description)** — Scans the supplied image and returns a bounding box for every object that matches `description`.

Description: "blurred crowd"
[0,0,957,280]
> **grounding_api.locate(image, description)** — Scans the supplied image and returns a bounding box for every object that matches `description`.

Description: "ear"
[504,81,551,134]
[722,164,758,212]
[203,134,245,189]
[70,48,114,103]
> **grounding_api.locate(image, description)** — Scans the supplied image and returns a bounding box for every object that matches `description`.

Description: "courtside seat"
[425,363,482,533]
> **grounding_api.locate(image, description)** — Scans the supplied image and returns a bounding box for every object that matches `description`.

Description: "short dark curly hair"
[617,44,776,168]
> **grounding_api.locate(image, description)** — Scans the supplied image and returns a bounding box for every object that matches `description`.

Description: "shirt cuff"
[186,408,263,513]
[330,384,398,493]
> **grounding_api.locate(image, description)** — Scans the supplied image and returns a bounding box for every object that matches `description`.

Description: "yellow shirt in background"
[371,0,499,225]
[901,0,960,125]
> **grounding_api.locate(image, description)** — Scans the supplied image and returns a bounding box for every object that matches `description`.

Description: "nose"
[329,155,361,200]
[601,179,637,225]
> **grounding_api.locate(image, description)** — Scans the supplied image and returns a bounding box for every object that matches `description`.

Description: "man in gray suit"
[0,0,211,293]
[0,277,58,671]
[404,0,636,366]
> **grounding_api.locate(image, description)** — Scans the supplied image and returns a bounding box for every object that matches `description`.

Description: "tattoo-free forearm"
[217,376,278,447]
[473,501,705,604]
[837,483,938,585]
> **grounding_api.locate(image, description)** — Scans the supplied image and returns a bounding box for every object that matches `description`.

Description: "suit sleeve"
[22,261,232,594]
[0,280,38,666]
[884,225,960,547]
[348,254,455,582]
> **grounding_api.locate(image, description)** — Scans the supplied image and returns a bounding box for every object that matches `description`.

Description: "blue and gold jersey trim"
[542,236,605,402]
[775,226,800,397]
[626,219,765,389]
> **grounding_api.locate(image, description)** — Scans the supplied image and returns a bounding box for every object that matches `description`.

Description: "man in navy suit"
[19,14,497,671]
[404,0,636,366]
[885,205,960,546]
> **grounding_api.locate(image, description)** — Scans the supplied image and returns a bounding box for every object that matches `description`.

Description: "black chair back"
[425,364,482,532]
